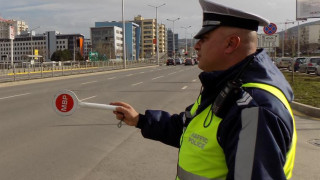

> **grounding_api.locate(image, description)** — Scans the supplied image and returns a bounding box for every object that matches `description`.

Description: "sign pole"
[263,23,278,59]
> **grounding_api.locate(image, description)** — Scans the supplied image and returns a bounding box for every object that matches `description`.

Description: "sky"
[0,0,311,39]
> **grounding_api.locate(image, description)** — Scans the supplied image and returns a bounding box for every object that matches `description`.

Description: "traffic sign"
[263,34,278,42]
[263,23,277,35]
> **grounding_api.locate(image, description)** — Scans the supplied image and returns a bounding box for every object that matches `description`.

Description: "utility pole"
[148,3,166,66]
[181,26,191,57]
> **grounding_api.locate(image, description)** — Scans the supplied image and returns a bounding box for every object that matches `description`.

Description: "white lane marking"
[126,74,133,77]
[132,82,143,86]
[80,96,96,101]
[182,86,188,90]
[168,72,177,75]
[108,77,116,80]
[152,76,164,80]
[140,72,145,74]
[0,93,31,100]
[81,81,97,85]
[192,79,197,82]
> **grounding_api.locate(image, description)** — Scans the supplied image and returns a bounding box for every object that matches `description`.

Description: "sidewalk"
[291,101,320,119]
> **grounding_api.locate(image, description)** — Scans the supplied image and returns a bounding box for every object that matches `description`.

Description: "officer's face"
[194,27,229,72]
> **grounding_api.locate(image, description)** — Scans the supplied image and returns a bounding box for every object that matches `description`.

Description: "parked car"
[175,58,183,65]
[299,57,320,74]
[288,57,306,72]
[184,58,194,65]
[315,64,320,76]
[193,58,198,64]
[166,58,175,66]
[275,57,293,69]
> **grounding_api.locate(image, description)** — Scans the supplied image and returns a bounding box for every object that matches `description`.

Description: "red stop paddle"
[52,90,123,127]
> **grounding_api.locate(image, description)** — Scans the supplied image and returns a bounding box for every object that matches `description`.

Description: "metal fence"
[0,60,159,83]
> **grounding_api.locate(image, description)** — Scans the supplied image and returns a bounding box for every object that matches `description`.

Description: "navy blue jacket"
[136,49,294,180]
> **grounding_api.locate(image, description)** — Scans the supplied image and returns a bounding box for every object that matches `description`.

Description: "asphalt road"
[0,65,319,180]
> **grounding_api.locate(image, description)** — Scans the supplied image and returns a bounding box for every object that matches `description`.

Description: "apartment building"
[133,15,166,59]
[0,18,28,39]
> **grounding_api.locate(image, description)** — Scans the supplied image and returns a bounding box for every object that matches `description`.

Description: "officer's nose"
[194,40,201,51]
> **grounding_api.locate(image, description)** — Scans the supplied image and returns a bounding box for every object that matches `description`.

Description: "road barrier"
[0,60,159,83]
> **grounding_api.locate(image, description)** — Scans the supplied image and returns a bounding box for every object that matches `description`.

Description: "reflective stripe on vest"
[177,83,296,180]
[242,83,297,179]
[177,166,223,180]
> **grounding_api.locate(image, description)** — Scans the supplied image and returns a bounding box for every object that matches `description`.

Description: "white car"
[299,57,320,74]
[275,57,292,69]
[315,63,320,76]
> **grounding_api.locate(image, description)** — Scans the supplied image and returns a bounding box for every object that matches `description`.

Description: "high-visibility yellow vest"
[177,83,297,180]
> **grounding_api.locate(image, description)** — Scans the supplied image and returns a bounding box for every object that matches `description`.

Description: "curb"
[291,101,320,118]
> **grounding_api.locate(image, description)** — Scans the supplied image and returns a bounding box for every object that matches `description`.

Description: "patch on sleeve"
[237,92,253,106]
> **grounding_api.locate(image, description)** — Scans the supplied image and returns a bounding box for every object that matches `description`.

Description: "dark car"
[166,58,175,66]
[290,57,306,72]
[185,58,194,65]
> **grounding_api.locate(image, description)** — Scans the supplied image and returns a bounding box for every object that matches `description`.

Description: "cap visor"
[194,26,218,39]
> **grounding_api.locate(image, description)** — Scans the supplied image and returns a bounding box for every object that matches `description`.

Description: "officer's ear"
[225,35,240,54]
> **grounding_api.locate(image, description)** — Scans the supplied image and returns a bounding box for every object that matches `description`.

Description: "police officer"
[111,0,297,179]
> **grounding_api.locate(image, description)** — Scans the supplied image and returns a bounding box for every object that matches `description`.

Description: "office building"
[90,26,124,60]
[94,21,140,60]
[84,39,92,60]
[167,29,179,58]
[0,30,84,62]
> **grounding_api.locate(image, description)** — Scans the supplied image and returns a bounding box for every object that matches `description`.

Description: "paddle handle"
[79,102,118,111]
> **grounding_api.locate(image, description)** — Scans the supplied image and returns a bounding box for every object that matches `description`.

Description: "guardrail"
[0,60,160,83]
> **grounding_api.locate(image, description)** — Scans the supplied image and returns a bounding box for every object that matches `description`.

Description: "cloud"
[0,0,296,38]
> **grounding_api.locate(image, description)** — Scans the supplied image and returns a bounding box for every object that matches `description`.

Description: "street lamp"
[281,20,294,57]
[167,18,180,59]
[297,19,307,57]
[181,26,191,57]
[122,0,126,69]
[29,26,40,59]
[148,3,166,66]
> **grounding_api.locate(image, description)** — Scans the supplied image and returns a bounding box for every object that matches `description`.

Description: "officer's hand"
[110,102,139,126]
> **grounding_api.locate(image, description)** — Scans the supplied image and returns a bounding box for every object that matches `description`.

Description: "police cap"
[194,0,270,39]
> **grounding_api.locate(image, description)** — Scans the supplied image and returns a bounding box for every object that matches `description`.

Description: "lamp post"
[167,18,180,59]
[181,26,191,57]
[281,20,294,57]
[29,26,40,59]
[148,3,166,66]
[190,33,195,57]
[296,19,307,57]
[122,0,126,69]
